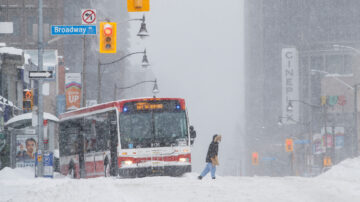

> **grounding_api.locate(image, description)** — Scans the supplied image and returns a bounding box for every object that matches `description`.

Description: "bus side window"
[95,112,110,152]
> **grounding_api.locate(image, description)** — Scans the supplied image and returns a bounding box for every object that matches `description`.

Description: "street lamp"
[136,15,149,39]
[287,99,321,111]
[97,49,150,103]
[333,44,360,55]
[113,79,159,100]
[310,69,354,90]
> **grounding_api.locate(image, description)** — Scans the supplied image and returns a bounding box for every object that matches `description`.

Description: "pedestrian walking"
[198,134,222,180]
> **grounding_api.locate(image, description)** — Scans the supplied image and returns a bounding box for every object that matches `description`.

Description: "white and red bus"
[59,97,196,178]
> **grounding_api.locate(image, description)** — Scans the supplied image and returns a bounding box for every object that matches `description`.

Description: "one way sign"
[29,71,53,79]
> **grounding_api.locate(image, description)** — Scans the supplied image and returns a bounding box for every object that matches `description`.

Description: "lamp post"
[97,49,150,103]
[130,14,150,39]
[113,79,159,100]
[95,14,149,105]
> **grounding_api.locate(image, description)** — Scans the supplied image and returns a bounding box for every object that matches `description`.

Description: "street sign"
[81,9,96,24]
[294,139,310,144]
[29,71,53,79]
[51,25,96,35]
[25,129,36,134]
[261,157,276,161]
[43,152,54,178]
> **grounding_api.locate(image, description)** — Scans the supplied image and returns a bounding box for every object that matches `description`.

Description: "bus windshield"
[119,111,188,149]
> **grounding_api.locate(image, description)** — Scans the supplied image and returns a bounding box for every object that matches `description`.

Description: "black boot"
[212,177,216,179]
[198,176,202,180]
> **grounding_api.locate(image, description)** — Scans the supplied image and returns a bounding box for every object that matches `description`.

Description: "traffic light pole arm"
[289,99,321,109]
[127,15,145,23]
[115,80,156,90]
[99,51,145,66]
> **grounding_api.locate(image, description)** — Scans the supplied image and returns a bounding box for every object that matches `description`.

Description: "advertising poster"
[16,135,38,167]
[321,127,333,148]
[313,133,325,155]
[65,73,81,110]
[335,127,345,149]
[43,151,54,178]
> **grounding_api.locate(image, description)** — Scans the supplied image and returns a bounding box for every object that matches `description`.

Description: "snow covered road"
[2,158,360,202]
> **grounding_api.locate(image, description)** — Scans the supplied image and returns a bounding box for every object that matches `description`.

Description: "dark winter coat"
[205,135,219,163]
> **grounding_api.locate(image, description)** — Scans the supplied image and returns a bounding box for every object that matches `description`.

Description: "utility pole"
[81,36,86,107]
[97,59,101,104]
[354,84,359,157]
[113,83,117,100]
[37,0,44,177]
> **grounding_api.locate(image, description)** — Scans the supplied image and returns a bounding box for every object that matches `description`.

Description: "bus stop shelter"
[4,112,58,168]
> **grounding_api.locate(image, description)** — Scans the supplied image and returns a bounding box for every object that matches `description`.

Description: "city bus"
[58,97,196,178]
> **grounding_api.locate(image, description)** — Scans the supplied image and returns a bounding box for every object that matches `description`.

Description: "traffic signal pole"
[81,36,87,107]
[37,0,44,177]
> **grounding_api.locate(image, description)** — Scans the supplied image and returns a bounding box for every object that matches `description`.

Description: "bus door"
[109,111,118,176]
[84,151,95,177]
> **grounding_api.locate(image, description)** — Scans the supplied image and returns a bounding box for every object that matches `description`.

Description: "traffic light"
[99,22,117,53]
[285,138,293,152]
[23,89,33,110]
[323,156,332,167]
[252,152,259,165]
[128,0,150,12]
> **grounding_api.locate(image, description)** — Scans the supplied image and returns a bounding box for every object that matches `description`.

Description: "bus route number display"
[136,102,163,110]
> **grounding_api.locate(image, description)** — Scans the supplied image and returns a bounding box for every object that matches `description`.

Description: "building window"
[10,15,21,36]
[27,17,36,36]
[343,55,353,74]
[310,56,324,72]
[326,55,343,74]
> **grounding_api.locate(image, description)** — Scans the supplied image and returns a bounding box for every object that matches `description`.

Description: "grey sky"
[127,0,244,175]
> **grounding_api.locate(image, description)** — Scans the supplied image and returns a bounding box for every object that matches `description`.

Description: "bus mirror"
[190,125,196,145]
[190,126,196,138]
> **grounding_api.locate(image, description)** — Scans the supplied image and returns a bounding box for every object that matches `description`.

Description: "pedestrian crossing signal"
[23,89,33,110]
[323,156,332,167]
[252,152,259,165]
[285,138,293,152]
[99,22,117,53]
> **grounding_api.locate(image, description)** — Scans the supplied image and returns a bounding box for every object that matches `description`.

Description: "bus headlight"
[179,158,189,162]
[122,160,133,166]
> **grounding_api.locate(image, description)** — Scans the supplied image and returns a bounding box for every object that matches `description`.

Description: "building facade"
[245,0,360,176]
[0,0,64,115]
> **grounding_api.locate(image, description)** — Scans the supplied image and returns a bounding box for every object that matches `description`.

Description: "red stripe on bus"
[59,98,185,119]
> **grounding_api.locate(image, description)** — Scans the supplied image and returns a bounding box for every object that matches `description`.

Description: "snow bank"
[0,167,34,180]
[0,47,23,56]
[2,158,360,202]
[317,157,360,182]
[5,112,59,126]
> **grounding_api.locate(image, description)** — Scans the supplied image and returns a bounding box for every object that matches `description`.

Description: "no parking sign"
[81,9,96,25]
